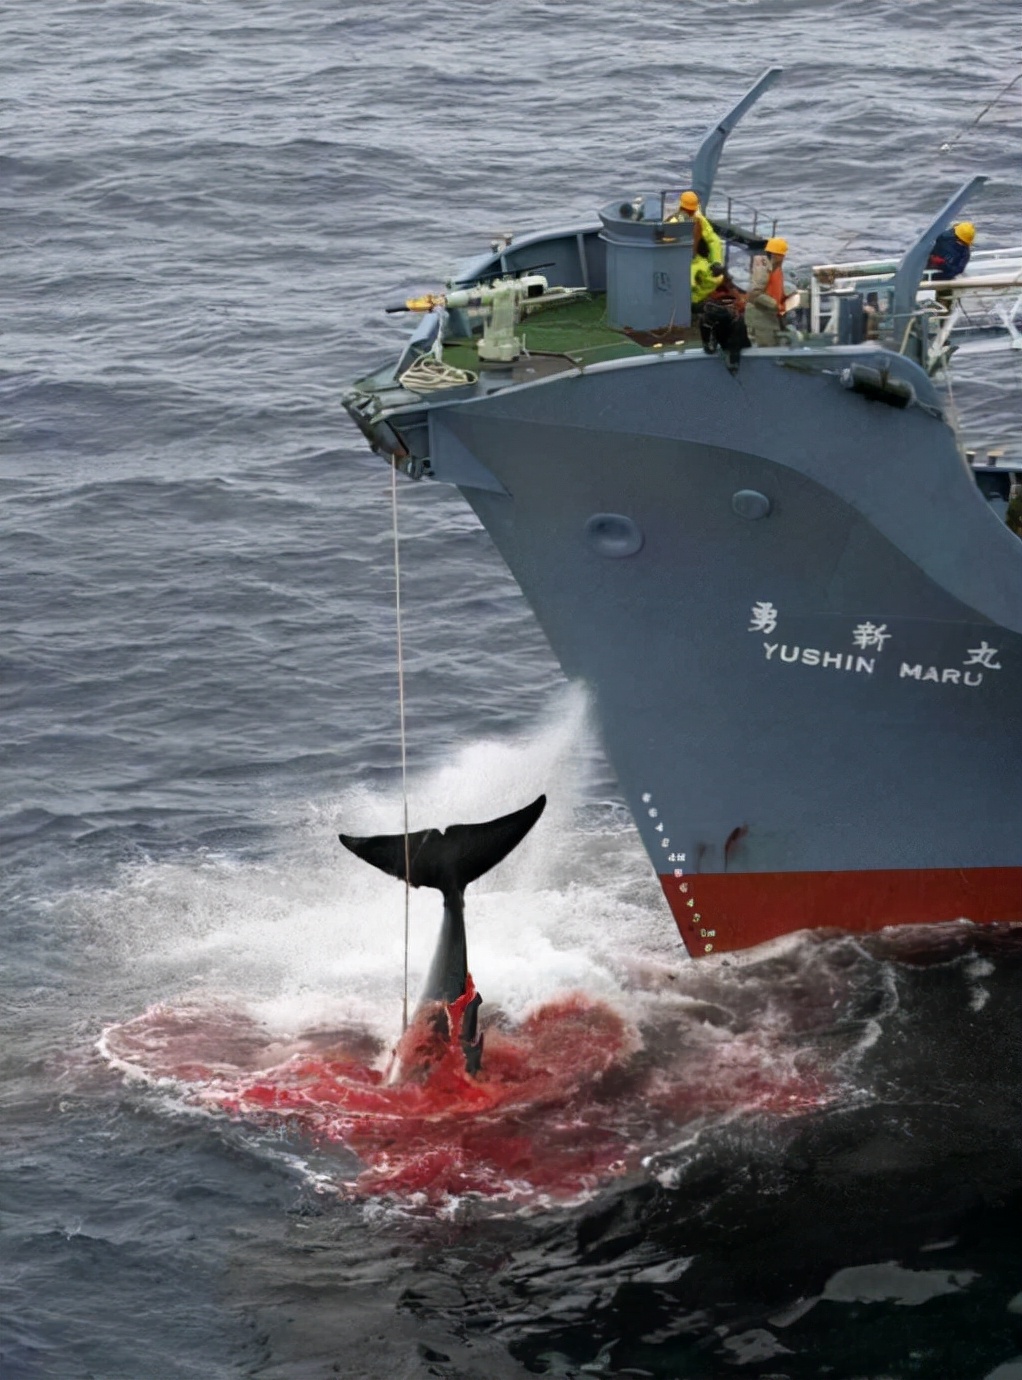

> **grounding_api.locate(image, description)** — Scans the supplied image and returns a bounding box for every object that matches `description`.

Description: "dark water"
[3,3,1022,1377]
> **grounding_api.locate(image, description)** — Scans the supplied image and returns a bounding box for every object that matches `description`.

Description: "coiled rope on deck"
[398,327,477,393]
[389,462,412,1033]
[398,352,477,392]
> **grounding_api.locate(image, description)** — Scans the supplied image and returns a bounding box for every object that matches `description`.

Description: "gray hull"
[356,345,1022,953]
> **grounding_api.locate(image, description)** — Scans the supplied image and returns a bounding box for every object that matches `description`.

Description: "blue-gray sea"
[3,2,1021,1377]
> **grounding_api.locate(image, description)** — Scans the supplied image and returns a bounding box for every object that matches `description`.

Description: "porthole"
[584,513,644,557]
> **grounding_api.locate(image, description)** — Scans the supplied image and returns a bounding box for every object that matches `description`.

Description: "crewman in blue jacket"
[927,222,975,280]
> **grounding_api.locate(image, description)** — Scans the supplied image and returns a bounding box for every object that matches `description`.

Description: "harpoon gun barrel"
[385,274,549,314]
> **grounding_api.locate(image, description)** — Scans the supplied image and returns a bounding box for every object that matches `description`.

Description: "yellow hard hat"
[954,221,975,245]
[679,190,699,213]
[765,236,788,255]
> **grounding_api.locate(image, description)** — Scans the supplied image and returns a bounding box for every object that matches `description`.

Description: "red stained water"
[101,991,831,1206]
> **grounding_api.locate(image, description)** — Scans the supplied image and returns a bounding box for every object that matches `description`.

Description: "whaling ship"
[343,69,1022,956]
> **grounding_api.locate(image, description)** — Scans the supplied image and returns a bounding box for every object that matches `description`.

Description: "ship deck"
[439,291,703,374]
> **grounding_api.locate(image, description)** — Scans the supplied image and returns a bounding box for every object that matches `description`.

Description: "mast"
[689,66,783,205]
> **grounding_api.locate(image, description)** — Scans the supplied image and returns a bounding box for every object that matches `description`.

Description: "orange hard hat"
[764,236,788,255]
[679,191,699,213]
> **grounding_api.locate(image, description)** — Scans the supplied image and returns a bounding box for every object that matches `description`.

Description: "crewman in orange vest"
[745,236,794,346]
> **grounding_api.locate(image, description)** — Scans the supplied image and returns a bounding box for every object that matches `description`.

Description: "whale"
[339,794,546,1075]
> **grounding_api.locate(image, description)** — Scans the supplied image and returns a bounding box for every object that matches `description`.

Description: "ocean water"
[3,2,1022,1377]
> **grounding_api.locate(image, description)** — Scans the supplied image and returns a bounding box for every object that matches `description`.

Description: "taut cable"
[390,462,412,1033]
[940,70,1022,153]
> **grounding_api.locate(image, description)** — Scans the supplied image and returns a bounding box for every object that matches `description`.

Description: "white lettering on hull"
[642,789,711,953]
[748,606,1002,690]
[900,663,984,687]
[761,644,993,688]
[763,644,875,675]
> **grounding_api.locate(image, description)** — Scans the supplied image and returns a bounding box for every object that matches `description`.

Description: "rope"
[940,346,963,451]
[940,69,1022,153]
[389,462,412,1033]
[399,353,478,392]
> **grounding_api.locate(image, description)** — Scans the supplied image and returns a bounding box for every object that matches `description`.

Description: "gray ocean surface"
[3,2,1022,1377]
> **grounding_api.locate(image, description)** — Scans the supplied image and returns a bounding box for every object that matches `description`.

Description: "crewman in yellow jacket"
[691,253,724,306]
[670,190,724,270]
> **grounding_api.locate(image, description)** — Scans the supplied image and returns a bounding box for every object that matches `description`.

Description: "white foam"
[822,1261,979,1306]
[89,685,664,1043]
[965,954,995,1013]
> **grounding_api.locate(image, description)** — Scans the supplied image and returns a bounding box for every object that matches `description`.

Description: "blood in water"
[102,984,830,1205]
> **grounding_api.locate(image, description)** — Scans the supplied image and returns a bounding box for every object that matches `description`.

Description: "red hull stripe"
[661,867,1022,957]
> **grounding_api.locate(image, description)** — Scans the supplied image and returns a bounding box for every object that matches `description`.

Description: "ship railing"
[713,194,779,261]
[926,276,1022,365]
[808,250,1022,360]
[656,189,777,236]
[651,189,779,272]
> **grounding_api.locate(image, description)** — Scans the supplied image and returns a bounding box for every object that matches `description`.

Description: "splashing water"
[93,694,844,1208]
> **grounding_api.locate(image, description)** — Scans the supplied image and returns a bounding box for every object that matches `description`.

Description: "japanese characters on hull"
[747,602,1002,687]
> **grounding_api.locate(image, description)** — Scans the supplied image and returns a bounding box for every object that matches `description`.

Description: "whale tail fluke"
[339,793,546,896]
[339,793,546,1079]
